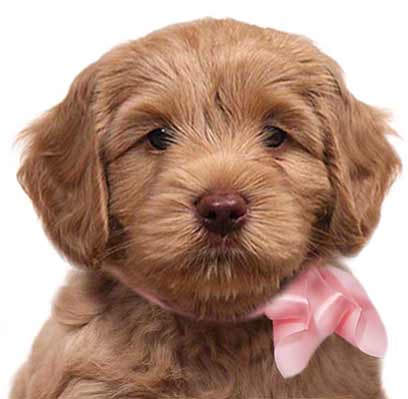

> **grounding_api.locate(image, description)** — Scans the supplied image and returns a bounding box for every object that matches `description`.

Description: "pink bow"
[259,266,387,378]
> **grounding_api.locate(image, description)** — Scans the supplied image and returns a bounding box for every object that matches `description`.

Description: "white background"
[1,1,407,397]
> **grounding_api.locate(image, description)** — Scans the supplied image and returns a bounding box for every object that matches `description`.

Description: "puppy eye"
[263,126,288,148]
[147,128,173,151]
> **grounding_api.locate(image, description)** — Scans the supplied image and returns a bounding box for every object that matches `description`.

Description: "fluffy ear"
[17,63,109,268]
[321,61,401,255]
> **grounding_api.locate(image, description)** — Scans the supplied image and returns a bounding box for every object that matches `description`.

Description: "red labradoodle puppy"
[11,18,400,398]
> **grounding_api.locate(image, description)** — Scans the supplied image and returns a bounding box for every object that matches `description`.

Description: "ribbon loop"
[262,265,387,378]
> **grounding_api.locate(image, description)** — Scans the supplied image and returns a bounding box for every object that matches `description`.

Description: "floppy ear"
[321,61,401,255]
[17,63,109,268]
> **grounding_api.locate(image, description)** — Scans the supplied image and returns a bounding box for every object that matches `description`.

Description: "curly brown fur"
[12,18,400,398]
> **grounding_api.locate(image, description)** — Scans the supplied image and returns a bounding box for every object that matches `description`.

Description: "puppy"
[11,18,400,398]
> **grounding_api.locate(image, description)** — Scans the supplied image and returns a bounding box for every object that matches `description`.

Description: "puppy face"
[18,19,400,321]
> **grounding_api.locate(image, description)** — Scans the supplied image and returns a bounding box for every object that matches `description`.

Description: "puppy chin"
[105,252,304,323]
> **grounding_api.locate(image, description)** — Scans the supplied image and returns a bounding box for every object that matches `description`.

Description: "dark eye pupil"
[264,127,287,148]
[147,128,172,150]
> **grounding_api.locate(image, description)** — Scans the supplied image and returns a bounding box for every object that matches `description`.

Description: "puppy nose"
[195,192,247,235]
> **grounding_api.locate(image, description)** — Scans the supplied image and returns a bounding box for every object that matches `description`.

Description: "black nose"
[195,192,247,236]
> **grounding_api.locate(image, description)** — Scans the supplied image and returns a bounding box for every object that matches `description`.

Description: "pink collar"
[133,264,387,378]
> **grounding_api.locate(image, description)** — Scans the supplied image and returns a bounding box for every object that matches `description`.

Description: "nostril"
[206,210,217,221]
[230,209,243,220]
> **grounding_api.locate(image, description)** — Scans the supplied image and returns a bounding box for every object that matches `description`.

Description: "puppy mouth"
[203,231,243,249]
[118,217,307,323]
[163,255,304,322]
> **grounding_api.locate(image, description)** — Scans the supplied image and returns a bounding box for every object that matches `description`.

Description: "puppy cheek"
[104,153,157,259]
[266,153,331,248]
[279,151,333,253]
[246,212,310,279]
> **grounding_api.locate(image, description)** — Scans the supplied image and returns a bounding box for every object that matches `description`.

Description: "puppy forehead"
[100,20,327,109]
[99,20,329,153]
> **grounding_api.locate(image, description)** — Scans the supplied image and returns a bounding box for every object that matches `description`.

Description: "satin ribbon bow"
[260,266,387,378]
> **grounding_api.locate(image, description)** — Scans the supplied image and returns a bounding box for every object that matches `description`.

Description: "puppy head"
[18,19,400,321]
